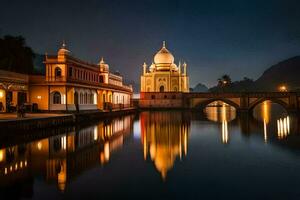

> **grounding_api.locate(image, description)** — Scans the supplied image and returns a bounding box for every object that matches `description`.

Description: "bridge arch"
[194,98,240,110]
[249,97,289,111]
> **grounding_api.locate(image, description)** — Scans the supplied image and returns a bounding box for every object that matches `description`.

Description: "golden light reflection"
[0,149,5,162]
[57,160,67,192]
[140,111,190,180]
[205,101,236,123]
[262,101,270,143]
[221,104,229,144]
[277,116,290,139]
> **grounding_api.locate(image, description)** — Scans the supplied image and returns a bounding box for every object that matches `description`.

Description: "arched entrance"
[159,86,164,92]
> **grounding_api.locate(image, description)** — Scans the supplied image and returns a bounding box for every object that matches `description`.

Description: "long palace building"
[0,42,133,112]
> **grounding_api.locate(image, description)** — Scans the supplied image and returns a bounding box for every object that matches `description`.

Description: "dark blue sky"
[1,0,300,87]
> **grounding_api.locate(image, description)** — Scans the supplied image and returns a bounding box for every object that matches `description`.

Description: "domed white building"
[140,42,189,93]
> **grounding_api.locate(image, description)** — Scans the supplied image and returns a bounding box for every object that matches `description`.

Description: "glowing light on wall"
[62,94,66,104]
[37,95,42,99]
[0,91,3,98]
[37,142,42,150]
[94,93,97,104]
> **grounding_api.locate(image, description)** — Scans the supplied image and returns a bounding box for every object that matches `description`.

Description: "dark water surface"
[1,101,300,200]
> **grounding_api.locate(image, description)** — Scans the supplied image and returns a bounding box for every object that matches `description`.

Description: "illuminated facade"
[28,42,133,111]
[140,42,189,93]
[0,70,29,112]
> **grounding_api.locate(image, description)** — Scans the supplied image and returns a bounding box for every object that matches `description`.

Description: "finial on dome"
[100,57,105,64]
[163,41,166,48]
[62,40,66,48]
[143,62,147,67]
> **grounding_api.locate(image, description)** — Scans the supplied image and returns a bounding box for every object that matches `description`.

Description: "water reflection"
[0,115,133,194]
[277,116,290,139]
[0,107,300,198]
[253,100,290,142]
[140,111,190,179]
[205,101,236,144]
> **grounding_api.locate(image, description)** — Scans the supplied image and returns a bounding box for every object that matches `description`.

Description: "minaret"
[183,62,187,75]
[178,61,182,91]
[143,62,147,75]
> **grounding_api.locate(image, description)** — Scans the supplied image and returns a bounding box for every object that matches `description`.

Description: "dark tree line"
[0,35,35,74]
[210,74,256,92]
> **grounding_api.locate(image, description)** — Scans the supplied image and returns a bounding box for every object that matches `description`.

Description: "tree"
[217,74,232,87]
[0,35,35,74]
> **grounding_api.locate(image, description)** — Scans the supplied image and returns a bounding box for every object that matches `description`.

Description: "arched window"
[53,92,61,104]
[85,93,88,104]
[80,93,83,104]
[55,67,62,77]
[99,76,104,83]
[160,86,164,92]
[90,94,93,104]
[103,94,106,102]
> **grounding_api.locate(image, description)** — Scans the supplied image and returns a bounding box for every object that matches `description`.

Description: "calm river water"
[1,101,300,200]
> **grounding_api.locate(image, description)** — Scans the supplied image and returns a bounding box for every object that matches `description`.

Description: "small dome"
[154,41,174,64]
[99,57,109,72]
[58,41,70,55]
[149,63,155,72]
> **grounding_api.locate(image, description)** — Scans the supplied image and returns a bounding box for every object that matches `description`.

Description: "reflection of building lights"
[4,168,7,175]
[94,126,98,141]
[222,120,228,144]
[0,149,4,162]
[221,104,229,144]
[37,142,42,150]
[277,116,290,139]
[61,136,66,150]
[25,160,27,167]
[263,119,267,143]
[104,142,110,161]
[57,161,67,192]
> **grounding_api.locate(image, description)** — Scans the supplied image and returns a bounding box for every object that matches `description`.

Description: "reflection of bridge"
[139,92,300,113]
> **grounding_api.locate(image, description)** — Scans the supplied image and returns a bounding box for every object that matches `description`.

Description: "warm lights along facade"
[28,42,133,111]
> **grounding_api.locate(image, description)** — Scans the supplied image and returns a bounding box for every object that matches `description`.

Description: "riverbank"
[0,108,137,131]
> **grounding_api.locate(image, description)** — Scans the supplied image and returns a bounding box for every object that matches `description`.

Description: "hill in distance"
[255,56,300,91]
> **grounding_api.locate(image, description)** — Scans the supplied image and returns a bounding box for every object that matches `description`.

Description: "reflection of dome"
[154,44,174,64]
[152,145,176,180]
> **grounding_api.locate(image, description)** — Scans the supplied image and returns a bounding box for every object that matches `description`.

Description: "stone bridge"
[185,92,300,113]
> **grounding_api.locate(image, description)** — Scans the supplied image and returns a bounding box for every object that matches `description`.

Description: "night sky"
[1,0,300,87]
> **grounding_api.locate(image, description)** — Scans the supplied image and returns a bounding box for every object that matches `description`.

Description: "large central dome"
[154,41,174,64]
